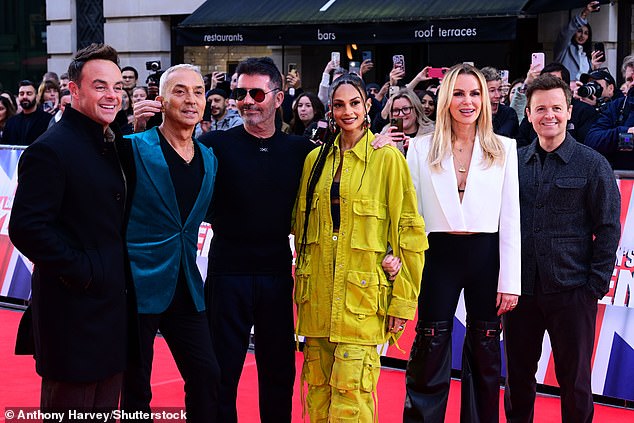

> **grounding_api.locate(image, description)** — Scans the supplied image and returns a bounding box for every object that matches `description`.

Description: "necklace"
[453,148,468,173]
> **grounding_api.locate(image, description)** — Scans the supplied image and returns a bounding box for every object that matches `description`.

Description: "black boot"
[461,320,502,423]
[404,321,453,423]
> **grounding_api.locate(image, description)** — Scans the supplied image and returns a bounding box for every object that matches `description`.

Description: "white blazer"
[407,133,521,295]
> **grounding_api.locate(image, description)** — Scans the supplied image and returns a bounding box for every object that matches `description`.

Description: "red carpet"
[1,308,631,422]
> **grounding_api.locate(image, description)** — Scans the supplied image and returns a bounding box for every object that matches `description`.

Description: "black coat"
[1,109,52,146]
[493,103,520,139]
[9,106,137,383]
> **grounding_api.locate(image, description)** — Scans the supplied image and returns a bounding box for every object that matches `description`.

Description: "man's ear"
[68,81,80,101]
[525,107,532,123]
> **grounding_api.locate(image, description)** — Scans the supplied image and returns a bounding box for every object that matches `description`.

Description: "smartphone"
[428,67,446,79]
[362,50,372,62]
[331,52,340,68]
[531,52,545,71]
[43,100,54,112]
[594,42,606,63]
[392,55,405,72]
[311,119,329,144]
[349,61,361,75]
[388,85,400,98]
[499,70,509,84]
[288,63,298,75]
[390,117,403,133]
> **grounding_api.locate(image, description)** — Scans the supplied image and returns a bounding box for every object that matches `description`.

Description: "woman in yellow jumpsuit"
[294,73,427,422]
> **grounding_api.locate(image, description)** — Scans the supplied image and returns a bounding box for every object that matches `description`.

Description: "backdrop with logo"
[1,146,632,401]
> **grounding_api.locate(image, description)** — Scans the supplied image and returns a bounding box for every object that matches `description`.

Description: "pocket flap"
[353,199,387,219]
[346,270,379,288]
[555,177,586,189]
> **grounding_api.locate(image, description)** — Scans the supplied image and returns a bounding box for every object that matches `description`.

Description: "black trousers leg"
[252,274,296,423]
[404,321,453,423]
[207,274,254,423]
[460,320,501,423]
[503,295,546,423]
[160,311,220,423]
[544,287,597,423]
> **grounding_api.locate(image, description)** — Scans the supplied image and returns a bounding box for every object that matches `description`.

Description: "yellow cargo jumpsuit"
[294,132,427,422]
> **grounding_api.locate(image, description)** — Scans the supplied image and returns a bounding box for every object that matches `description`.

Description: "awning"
[176,0,607,46]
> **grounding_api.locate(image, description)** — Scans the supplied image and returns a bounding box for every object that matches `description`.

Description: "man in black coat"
[504,74,620,423]
[9,43,136,414]
[1,80,51,145]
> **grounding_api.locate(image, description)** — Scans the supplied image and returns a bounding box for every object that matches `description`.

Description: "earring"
[365,114,371,126]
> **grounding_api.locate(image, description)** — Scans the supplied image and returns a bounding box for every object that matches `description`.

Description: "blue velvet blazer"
[125,127,217,314]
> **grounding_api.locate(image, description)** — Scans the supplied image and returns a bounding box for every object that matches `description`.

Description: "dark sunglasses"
[232,87,279,102]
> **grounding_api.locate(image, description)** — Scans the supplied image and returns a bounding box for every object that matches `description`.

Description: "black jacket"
[1,108,52,146]
[518,134,620,298]
[9,106,137,382]
[493,103,519,139]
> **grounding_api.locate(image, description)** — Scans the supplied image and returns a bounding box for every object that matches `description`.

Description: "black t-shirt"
[157,129,204,224]
[199,125,315,274]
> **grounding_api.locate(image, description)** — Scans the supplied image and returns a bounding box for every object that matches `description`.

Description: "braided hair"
[297,73,369,266]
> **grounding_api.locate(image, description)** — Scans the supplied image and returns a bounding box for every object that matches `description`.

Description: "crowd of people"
[2,2,633,421]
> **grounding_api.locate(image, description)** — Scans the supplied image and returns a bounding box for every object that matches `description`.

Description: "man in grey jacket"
[504,74,620,423]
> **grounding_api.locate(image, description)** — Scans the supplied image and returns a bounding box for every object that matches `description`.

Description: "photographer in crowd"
[576,68,620,111]
[585,57,634,170]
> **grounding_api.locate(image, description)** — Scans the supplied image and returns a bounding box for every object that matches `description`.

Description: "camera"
[146,61,161,72]
[577,81,603,99]
[618,132,634,152]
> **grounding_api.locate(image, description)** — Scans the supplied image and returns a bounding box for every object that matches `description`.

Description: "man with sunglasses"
[198,57,314,423]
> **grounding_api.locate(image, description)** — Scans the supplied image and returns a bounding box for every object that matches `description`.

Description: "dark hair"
[420,90,437,120]
[43,72,59,83]
[541,62,571,85]
[526,73,573,110]
[298,73,369,266]
[18,80,37,91]
[0,95,17,124]
[37,79,60,107]
[572,23,593,58]
[60,73,69,80]
[121,66,138,79]
[1,90,18,111]
[235,57,283,91]
[290,92,325,136]
[67,43,119,85]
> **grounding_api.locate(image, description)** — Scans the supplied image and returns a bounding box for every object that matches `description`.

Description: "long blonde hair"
[427,63,504,170]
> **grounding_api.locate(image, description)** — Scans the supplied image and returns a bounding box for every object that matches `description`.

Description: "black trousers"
[41,373,122,422]
[503,286,598,423]
[405,232,501,423]
[121,279,220,423]
[206,273,296,423]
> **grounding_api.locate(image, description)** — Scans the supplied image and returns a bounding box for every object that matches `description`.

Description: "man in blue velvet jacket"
[120,64,220,423]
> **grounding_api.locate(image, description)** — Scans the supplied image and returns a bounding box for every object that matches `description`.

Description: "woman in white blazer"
[403,64,521,423]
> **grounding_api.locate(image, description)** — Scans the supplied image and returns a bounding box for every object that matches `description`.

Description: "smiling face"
[331,83,371,135]
[526,88,572,148]
[449,73,482,129]
[391,96,416,133]
[69,59,123,130]
[486,79,502,114]
[158,68,206,130]
[296,95,315,124]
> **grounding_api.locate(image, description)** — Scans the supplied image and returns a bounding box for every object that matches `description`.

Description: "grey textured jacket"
[518,134,620,298]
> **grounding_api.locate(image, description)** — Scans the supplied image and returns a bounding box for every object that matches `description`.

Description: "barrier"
[1,145,632,401]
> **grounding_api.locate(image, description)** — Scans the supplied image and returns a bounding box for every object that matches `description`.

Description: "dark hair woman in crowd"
[290,92,325,137]
[0,95,17,138]
[420,90,437,121]
[404,63,520,423]
[294,73,426,422]
[554,1,603,82]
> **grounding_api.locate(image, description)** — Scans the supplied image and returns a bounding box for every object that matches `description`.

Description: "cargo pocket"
[360,348,381,393]
[294,255,311,305]
[345,270,379,315]
[351,199,387,252]
[298,194,320,244]
[302,343,327,387]
[331,345,366,391]
[399,216,428,252]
